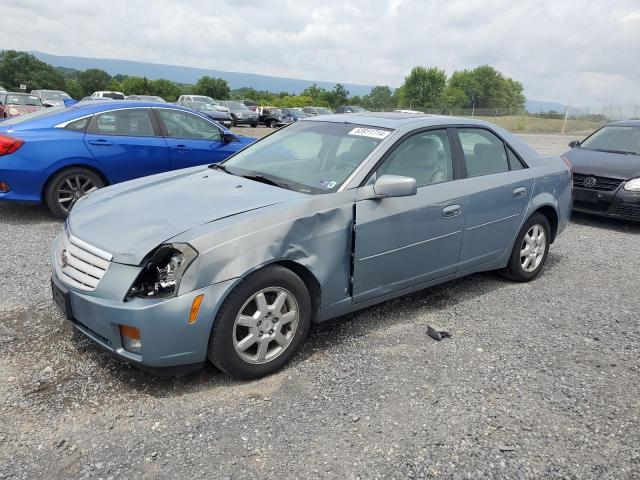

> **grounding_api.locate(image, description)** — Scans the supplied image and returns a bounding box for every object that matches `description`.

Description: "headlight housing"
[127,243,198,299]
[623,177,640,191]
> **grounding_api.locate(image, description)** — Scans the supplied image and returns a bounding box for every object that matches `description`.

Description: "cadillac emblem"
[60,249,69,267]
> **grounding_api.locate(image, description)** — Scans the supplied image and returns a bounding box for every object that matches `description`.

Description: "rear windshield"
[41,91,71,101]
[102,92,125,100]
[1,106,66,125]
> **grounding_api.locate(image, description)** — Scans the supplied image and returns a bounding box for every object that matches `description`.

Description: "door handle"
[513,186,527,198]
[442,204,462,217]
[171,144,191,151]
[88,139,113,146]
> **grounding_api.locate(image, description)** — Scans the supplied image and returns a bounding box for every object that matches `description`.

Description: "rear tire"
[44,167,104,218]
[501,213,551,282]
[207,266,311,380]
[250,122,258,128]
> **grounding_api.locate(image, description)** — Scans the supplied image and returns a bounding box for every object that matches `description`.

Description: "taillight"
[0,134,24,156]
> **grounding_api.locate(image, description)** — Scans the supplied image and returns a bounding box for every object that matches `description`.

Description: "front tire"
[502,213,551,282]
[44,167,104,218]
[208,266,311,380]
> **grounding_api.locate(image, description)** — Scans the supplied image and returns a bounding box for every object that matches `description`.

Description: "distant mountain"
[30,51,376,96]
[525,100,568,114]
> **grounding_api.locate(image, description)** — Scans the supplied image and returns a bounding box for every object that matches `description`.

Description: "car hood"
[564,148,640,179]
[6,105,42,115]
[68,167,305,265]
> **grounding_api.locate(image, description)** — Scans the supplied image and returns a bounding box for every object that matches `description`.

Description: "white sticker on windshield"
[348,127,391,140]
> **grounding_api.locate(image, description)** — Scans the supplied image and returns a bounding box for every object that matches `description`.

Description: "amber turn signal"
[119,325,140,340]
[188,294,205,324]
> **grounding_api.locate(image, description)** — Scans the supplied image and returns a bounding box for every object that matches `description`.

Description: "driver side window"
[157,109,222,141]
[376,129,453,187]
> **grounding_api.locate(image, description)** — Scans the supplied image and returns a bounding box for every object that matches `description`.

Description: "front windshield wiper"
[209,163,233,174]
[241,174,290,190]
[592,148,637,155]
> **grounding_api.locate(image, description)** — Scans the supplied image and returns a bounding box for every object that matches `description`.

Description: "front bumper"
[51,271,237,372]
[233,115,258,125]
[572,186,640,221]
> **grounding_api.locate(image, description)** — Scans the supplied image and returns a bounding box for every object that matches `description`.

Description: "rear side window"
[507,146,525,170]
[64,116,91,132]
[89,109,155,136]
[458,128,509,177]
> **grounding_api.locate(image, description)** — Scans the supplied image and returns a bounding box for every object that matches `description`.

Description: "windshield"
[41,91,71,101]
[286,108,304,115]
[221,121,391,194]
[226,101,249,111]
[580,125,640,155]
[192,102,216,111]
[316,107,333,115]
[102,92,125,100]
[192,96,215,103]
[3,94,42,106]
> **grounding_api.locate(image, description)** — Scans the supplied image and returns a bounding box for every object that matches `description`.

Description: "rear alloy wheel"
[502,213,550,282]
[208,266,311,379]
[45,167,104,218]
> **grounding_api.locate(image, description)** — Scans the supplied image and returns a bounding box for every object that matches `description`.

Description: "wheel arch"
[531,205,559,243]
[41,163,110,202]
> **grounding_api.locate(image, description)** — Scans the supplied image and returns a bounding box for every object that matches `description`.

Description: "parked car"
[0,86,6,93]
[177,95,229,113]
[221,101,259,127]
[394,109,424,114]
[31,89,72,107]
[335,105,367,114]
[242,99,258,111]
[50,113,571,379]
[564,120,640,221]
[0,92,44,118]
[91,91,126,100]
[302,106,334,116]
[280,108,308,122]
[126,95,166,103]
[176,100,233,128]
[0,101,254,217]
[256,106,290,128]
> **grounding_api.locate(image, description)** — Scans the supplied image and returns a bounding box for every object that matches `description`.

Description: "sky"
[1,0,639,106]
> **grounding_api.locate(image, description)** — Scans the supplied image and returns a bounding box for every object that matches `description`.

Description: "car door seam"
[465,214,520,231]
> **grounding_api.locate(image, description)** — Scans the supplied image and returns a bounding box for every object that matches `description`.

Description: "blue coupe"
[0,101,254,217]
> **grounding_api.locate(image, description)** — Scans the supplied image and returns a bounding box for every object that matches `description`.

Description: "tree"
[440,86,467,109]
[77,69,111,97]
[400,67,447,108]
[301,84,327,102]
[0,50,66,91]
[150,79,181,101]
[448,65,525,110]
[194,76,230,99]
[323,83,349,108]
[121,76,151,95]
[365,85,394,109]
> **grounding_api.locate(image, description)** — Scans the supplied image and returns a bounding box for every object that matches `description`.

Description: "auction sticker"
[348,127,391,140]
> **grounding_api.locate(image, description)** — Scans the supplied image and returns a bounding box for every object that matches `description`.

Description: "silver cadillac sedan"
[51,113,572,379]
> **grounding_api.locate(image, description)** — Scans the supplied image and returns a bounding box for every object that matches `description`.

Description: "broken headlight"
[127,243,198,299]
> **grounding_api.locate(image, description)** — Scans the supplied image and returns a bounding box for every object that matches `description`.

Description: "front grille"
[610,203,640,221]
[573,173,623,191]
[56,232,112,291]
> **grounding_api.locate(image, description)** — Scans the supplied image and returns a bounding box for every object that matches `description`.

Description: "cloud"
[0,0,638,105]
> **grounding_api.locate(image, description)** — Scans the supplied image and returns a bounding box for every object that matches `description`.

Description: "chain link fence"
[368,106,640,135]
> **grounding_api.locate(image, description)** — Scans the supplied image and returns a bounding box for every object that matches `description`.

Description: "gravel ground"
[1,135,639,479]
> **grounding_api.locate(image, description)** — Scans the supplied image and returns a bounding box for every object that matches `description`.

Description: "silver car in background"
[50,113,572,379]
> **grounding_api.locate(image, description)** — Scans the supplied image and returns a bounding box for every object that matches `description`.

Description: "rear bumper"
[51,272,237,371]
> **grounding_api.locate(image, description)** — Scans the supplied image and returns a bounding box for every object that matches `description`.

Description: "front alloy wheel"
[208,266,311,379]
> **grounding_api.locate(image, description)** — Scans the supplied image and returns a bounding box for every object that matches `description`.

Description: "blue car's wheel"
[45,167,104,218]
[208,265,311,379]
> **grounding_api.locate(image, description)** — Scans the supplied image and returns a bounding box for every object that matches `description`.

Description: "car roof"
[307,111,497,129]
[609,120,640,127]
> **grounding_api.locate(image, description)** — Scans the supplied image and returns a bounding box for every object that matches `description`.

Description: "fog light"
[120,325,141,354]
[0,182,8,193]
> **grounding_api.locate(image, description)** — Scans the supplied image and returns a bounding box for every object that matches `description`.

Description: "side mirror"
[222,131,236,143]
[372,175,417,198]
[568,140,580,148]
